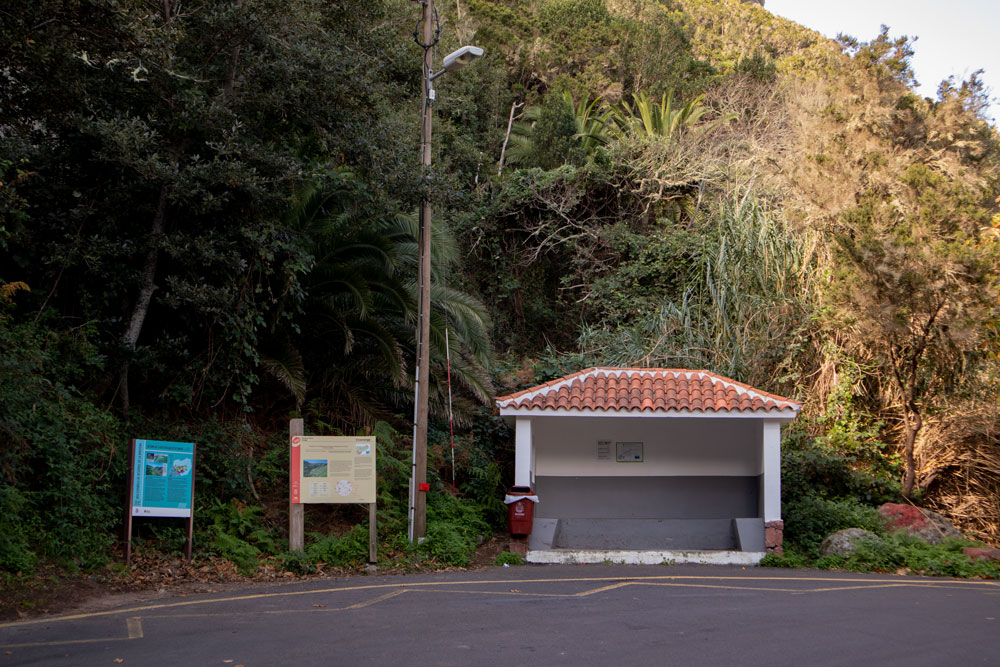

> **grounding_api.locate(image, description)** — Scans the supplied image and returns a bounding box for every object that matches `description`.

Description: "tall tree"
[0,0,415,411]
[832,166,999,497]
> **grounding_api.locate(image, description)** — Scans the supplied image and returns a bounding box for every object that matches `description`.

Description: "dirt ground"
[0,534,513,623]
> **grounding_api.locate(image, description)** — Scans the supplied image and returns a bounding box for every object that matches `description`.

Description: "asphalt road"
[2,564,999,666]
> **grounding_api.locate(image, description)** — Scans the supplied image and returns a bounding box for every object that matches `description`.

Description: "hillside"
[458,0,1000,540]
[1,0,998,587]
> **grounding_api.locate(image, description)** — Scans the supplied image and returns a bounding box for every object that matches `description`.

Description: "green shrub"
[0,487,36,574]
[815,553,849,570]
[462,461,507,528]
[210,531,261,575]
[783,496,885,556]
[305,525,370,566]
[494,551,526,566]
[204,500,280,573]
[781,431,899,506]
[0,321,125,574]
[279,550,317,575]
[418,493,491,566]
[758,549,808,568]
[843,534,1000,578]
[734,50,777,82]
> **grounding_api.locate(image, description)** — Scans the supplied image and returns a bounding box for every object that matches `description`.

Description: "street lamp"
[436,46,485,78]
[409,1,484,543]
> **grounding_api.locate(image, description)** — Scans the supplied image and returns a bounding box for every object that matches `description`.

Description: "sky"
[764,0,1000,124]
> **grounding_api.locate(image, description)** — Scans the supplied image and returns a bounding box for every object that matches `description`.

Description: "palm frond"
[260,343,307,407]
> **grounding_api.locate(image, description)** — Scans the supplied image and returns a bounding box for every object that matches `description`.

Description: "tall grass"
[580,190,817,388]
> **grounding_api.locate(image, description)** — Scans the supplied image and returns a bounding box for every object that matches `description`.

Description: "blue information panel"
[131,440,195,517]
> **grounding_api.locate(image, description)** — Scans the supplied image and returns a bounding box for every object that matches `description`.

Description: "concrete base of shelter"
[525,549,767,566]
[519,516,769,565]
[528,517,767,551]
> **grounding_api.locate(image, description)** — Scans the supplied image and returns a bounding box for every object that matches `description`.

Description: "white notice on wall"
[597,440,612,461]
[616,442,643,462]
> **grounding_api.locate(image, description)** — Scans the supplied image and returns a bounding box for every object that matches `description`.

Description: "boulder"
[820,528,879,557]
[879,503,963,544]
[963,547,1000,563]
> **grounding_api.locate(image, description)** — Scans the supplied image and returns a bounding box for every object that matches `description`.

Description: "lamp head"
[440,45,484,74]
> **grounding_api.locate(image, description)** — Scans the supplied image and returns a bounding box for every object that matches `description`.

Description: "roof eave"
[497,405,802,420]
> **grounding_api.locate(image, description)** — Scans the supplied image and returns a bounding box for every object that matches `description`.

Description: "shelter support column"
[761,420,783,554]
[514,417,533,488]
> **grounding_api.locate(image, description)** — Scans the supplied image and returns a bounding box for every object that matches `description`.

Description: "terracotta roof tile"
[496,367,801,415]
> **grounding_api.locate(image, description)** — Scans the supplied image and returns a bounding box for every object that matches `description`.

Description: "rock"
[879,503,963,544]
[962,547,1000,563]
[765,520,784,555]
[819,528,879,557]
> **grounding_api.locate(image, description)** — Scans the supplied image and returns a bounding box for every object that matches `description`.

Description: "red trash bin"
[505,486,537,536]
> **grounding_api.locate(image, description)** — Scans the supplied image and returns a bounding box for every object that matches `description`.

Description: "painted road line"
[137,590,412,619]
[644,582,805,593]
[573,581,636,596]
[793,583,913,594]
[0,617,142,650]
[2,574,997,630]
[344,588,408,609]
[405,588,575,598]
[126,616,143,639]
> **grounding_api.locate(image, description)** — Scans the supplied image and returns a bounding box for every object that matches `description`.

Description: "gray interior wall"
[534,475,760,520]
[531,416,760,478]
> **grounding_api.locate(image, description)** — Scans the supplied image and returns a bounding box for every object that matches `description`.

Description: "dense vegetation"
[2,0,998,579]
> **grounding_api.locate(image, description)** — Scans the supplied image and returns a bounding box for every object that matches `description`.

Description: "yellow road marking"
[1,574,996,630]
[126,617,143,639]
[794,583,911,594]
[344,589,408,609]
[0,636,132,649]
[408,588,571,598]
[644,582,805,593]
[573,581,635,596]
[0,617,143,649]
[134,591,412,619]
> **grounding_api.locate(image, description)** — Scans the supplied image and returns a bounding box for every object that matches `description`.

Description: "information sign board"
[616,441,644,462]
[290,435,376,504]
[131,439,196,517]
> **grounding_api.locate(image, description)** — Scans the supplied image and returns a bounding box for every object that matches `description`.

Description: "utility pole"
[408,4,483,544]
[409,0,435,543]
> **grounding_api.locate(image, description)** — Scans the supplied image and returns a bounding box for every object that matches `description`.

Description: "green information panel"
[131,440,195,517]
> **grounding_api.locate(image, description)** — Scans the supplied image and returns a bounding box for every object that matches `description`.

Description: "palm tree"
[612,90,734,141]
[502,91,613,169]
[261,170,493,427]
[563,90,613,153]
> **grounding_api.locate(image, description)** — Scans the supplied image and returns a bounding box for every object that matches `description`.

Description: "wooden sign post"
[289,420,377,563]
[289,419,305,553]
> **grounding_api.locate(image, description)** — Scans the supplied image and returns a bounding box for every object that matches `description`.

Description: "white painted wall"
[761,420,782,522]
[514,417,532,487]
[531,416,759,477]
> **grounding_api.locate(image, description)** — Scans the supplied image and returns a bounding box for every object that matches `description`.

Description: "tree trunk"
[900,406,922,499]
[497,101,522,177]
[120,183,169,410]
